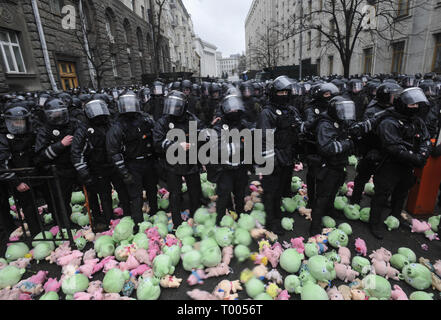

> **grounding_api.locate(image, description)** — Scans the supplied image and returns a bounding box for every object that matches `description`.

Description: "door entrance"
[58,61,79,90]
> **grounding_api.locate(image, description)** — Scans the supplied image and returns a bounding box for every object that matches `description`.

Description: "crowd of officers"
[1,72,441,256]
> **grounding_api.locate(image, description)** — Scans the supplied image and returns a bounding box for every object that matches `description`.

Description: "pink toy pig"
[134,248,150,265]
[222,246,234,265]
[9,258,31,269]
[113,208,124,217]
[83,249,96,262]
[103,258,119,273]
[130,264,150,277]
[44,278,61,293]
[187,269,207,286]
[391,285,408,300]
[354,238,367,257]
[28,271,48,285]
[411,219,432,233]
[92,256,115,274]
[334,263,360,283]
[79,259,100,278]
[119,255,140,271]
[74,292,93,300]
[276,290,291,300]
[369,248,392,263]
[371,259,400,280]
[338,247,351,265]
[49,226,60,237]
[19,293,32,300]
[57,250,83,267]
[294,163,303,172]
[291,237,305,255]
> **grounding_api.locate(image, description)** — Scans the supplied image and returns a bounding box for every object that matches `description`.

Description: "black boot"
[369,224,384,240]
[130,198,144,225]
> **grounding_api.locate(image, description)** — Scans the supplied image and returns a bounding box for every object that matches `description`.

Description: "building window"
[132,0,136,11]
[317,32,321,48]
[432,34,441,73]
[111,55,118,77]
[363,48,373,74]
[397,0,410,17]
[316,58,321,76]
[0,30,26,73]
[328,56,334,75]
[307,32,311,50]
[49,0,64,15]
[391,41,405,74]
[141,6,145,20]
[105,13,115,43]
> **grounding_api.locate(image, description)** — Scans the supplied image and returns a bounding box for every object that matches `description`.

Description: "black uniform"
[148,96,165,121]
[370,110,431,234]
[106,113,158,224]
[71,119,130,227]
[153,111,203,225]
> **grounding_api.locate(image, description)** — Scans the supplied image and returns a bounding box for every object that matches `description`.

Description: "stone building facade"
[0,0,200,93]
[245,0,441,77]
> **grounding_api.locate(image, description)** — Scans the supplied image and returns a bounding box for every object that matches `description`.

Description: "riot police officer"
[149,81,165,121]
[0,105,41,236]
[309,96,358,236]
[210,92,253,225]
[72,99,130,231]
[257,76,300,235]
[369,87,431,239]
[240,82,260,125]
[153,90,203,227]
[106,94,158,225]
[34,99,80,226]
[351,83,403,205]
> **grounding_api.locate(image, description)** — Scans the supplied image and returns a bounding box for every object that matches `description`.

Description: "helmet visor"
[242,87,252,97]
[273,76,293,91]
[85,100,110,119]
[163,95,186,116]
[222,95,245,114]
[118,95,141,113]
[152,85,163,95]
[5,117,27,135]
[140,90,151,103]
[352,82,363,93]
[401,88,429,105]
[321,83,340,96]
[39,96,48,107]
[45,108,69,125]
[335,101,356,121]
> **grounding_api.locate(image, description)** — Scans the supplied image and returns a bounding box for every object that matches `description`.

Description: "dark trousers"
[87,170,130,225]
[262,166,293,225]
[13,188,41,237]
[311,166,346,233]
[126,158,159,224]
[0,182,15,236]
[167,171,202,226]
[305,160,321,208]
[216,169,248,224]
[370,163,415,227]
[351,157,377,204]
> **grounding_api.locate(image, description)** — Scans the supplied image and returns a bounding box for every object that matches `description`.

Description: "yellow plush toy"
[266,282,280,299]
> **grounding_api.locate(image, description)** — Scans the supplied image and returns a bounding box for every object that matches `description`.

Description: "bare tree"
[248,25,284,70]
[149,0,168,76]
[75,1,131,89]
[237,53,247,74]
[279,0,432,77]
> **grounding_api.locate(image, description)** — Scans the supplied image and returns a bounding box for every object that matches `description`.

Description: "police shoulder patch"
[276,109,282,116]
[87,128,95,134]
[222,124,229,130]
[334,122,340,129]
[169,122,175,129]
[6,134,14,140]
[52,130,60,136]
[315,108,320,115]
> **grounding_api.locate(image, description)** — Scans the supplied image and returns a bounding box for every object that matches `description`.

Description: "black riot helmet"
[201,82,210,97]
[139,88,151,103]
[171,81,181,91]
[151,81,164,96]
[192,84,201,96]
[331,79,346,94]
[347,79,363,94]
[240,82,253,98]
[252,82,263,97]
[394,87,429,117]
[78,93,92,106]
[181,80,192,91]
[376,83,403,106]
[401,76,417,89]
[163,90,187,117]
[117,94,141,114]
[311,83,340,103]
[44,98,70,126]
[93,93,110,104]
[269,76,293,106]
[210,83,222,99]
[221,93,245,115]
[57,92,73,108]
[3,106,30,135]
[72,97,82,109]
[328,96,357,127]
[37,93,51,108]
[291,83,304,96]
[84,99,110,120]
[419,82,438,97]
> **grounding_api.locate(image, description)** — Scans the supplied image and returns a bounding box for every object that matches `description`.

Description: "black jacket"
[106,113,156,178]
[153,111,203,175]
[315,114,354,168]
[256,103,300,167]
[376,110,431,168]
[34,119,80,177]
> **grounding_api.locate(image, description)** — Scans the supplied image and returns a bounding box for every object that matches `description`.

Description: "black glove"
[348,123,363,139]
[78,170,93,186]
[413,154,428,168]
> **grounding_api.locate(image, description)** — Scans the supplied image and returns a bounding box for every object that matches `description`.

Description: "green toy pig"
[398,248,416,263]
[327,229,349,248]
[61,273,89,300]
[238,214,256,231]
[281,218,295,231]
[234,228,252,246]
[402,262,432,290]
[343,205,360,221]
[307,255,336,282]
[182,250,203,271]
[103,268,130,293]
[162,245,181,267]
[0,265,26,289]
[409,291,434,300]
[245,277,265,299]
[133,233,149,250]
[153,254,175,278]
[322,216,336,228]
[5,243,29,262]
[304,243,319,258]
[359,208,371,223]
[175,222,194,240]
[338,223,352,236]
[352,256,371,276]
[201,246,222,268]
[280,249,304,274]
[215,227,234,247]
[136,277,161,300]
[300,283,329,300]
[362,275,391,300]
[234,245,250,262]
[250,210,266,226]
[284,275,301,294]
[384,216,400,231]
[94,235,115,258]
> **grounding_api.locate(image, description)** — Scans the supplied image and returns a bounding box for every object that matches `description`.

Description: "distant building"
[194,37,218,78]
[217,53,241,78]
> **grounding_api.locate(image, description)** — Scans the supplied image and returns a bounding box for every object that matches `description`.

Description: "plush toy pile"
[1,165,441,300]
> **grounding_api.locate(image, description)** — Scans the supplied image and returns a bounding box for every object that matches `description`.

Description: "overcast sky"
[182,0,253,57]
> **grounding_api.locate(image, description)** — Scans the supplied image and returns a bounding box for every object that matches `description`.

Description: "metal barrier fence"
[0,165,76,248]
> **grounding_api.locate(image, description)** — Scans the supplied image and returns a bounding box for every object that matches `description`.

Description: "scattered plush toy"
[5,243,29,262]
[369,247,392,263]
[327,229,348,249]
[44,278,61,293]
[362,274,391,300]
[160,275,182,288]
[398,247,417,263]
[391,285,408,300]
[205,263,231,278]
[290,237,305,254]
[371,259,401,280]
[280,249,304,274]
[352,256,372,276]
[250,252,268,266]
[300,282,329,300]
[298,207,312,221]
[245,277,265,299]
[261,243,283,269]
[213,280,242,300]
[401,262,432,290]
[9,258,31,269]
[136,277,161,300]
[338,223,352,236]
[308,255,336,282]
[252,264,268,280]
[327,286,344,300]
[221,246,233,265]
[334,263,360,283]
[410,291,434,300]
[284,275,301,294]
[411,219,432,233]
[187,289,219,300]
[0,266,26,289]
[276,289,291,300]
[265,282,281,299]
[266,269,283,285]
[61,273,89,300]
[338,247,351,265]
[384,216,400,231]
